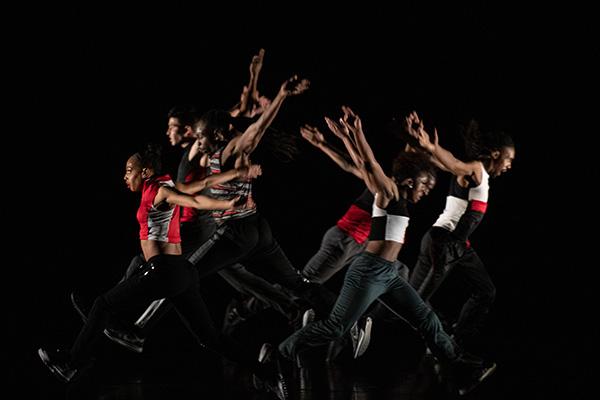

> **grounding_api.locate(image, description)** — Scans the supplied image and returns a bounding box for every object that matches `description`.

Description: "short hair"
[167,105,198,128]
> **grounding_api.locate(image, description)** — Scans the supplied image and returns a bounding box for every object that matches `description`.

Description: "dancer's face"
[194,122,218,154]
[124,155,144,192]
[489,146,515,177]
[166,117,186,146]
[408,172,436,203]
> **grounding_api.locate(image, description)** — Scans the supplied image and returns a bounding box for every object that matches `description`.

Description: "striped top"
[207,147,256,222]
[137,175,181,243]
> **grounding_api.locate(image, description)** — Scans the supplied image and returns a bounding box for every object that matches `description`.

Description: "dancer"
[102,75,334,360]
[272,106,495,396]
[38,144,285,397]
[405,112,515,352]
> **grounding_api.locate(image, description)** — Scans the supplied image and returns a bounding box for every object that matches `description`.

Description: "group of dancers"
[38,49,515,399]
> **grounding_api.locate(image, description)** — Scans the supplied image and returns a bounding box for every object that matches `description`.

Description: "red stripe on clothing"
[470,200,487,213]
[336,205,371,244]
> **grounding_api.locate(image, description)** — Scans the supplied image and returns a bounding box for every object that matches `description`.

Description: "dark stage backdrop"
[8,2,595,398]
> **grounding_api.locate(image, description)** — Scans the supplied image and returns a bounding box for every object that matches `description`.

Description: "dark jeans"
[69,254,256,368]
[409,227,496,345]
[279,252,456,363]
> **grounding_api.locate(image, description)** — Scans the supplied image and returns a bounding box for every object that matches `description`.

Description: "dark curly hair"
[391,151,437,184]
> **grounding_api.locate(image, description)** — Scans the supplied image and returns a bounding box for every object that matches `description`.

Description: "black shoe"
[302,308,315,328]
[38,348,79,382]
[103,328,145,353]
[451,354,496,396]
[222,299,247,335]
[253,343,273,391]
[253,343,289,400]
[457,362,496,395]
[70,292,90,323]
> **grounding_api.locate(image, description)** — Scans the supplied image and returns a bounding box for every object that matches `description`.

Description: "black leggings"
[69,254,257,368]
[194,213,336,316]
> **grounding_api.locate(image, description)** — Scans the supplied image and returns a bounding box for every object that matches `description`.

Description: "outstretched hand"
[250,48,265,78]
[240,164,263,179]
[300,125,326,146]
[405,111,436,152]
[280,75,310,96]
[324,116,350,140]
[340,105,363,135]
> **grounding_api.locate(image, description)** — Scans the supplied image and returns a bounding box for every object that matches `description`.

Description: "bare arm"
[404,142,450,172]
[231,49,266,117]
[325,107,397,202]
[175,164,262,194]
[338,106,398,201]
[300,124,363,179]
[405,111,481,181]
[232,75,309,157]
[155,186,239,210]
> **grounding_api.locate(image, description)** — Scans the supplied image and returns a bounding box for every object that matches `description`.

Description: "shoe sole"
[302,309,315,328]
[70,293,88,324]
[258,343,272,363]
[103,329,144,353]
[354,317,372,358]
[38,348,71,383]
[458,362,497,396]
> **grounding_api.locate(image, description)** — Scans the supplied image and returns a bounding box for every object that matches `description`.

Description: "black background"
[8,2,597,398]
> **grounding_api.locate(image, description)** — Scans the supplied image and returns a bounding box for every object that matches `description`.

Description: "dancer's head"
[462,120,515,177]
[166,105,197,147]
[392,151,437,203]
[124,143,163,192]
[193,109,237,154]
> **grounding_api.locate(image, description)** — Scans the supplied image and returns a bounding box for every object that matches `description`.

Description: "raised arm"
[405,112,482,182]
[300,124,363,179]
[231,49,266,118]
[325,107,398,201]
[232,75,309,156]
[175,164,262,194]
[340,107,398,201]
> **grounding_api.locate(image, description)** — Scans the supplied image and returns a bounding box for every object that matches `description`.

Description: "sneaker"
[302,308,315,328]
[38,348,78,382]
[70,292,90,323]
[352,316,372,358]
[103,328,144,353]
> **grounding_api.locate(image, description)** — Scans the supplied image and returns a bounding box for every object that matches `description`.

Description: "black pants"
[194,213,336,316]
[409,227,496,346]
[69,254,256,368]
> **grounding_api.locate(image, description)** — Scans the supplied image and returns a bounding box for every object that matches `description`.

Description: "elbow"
[174,182,186,192]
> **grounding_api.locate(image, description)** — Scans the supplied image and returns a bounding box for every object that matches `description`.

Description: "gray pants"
[301,225,366,284]
[279,252,456,363]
